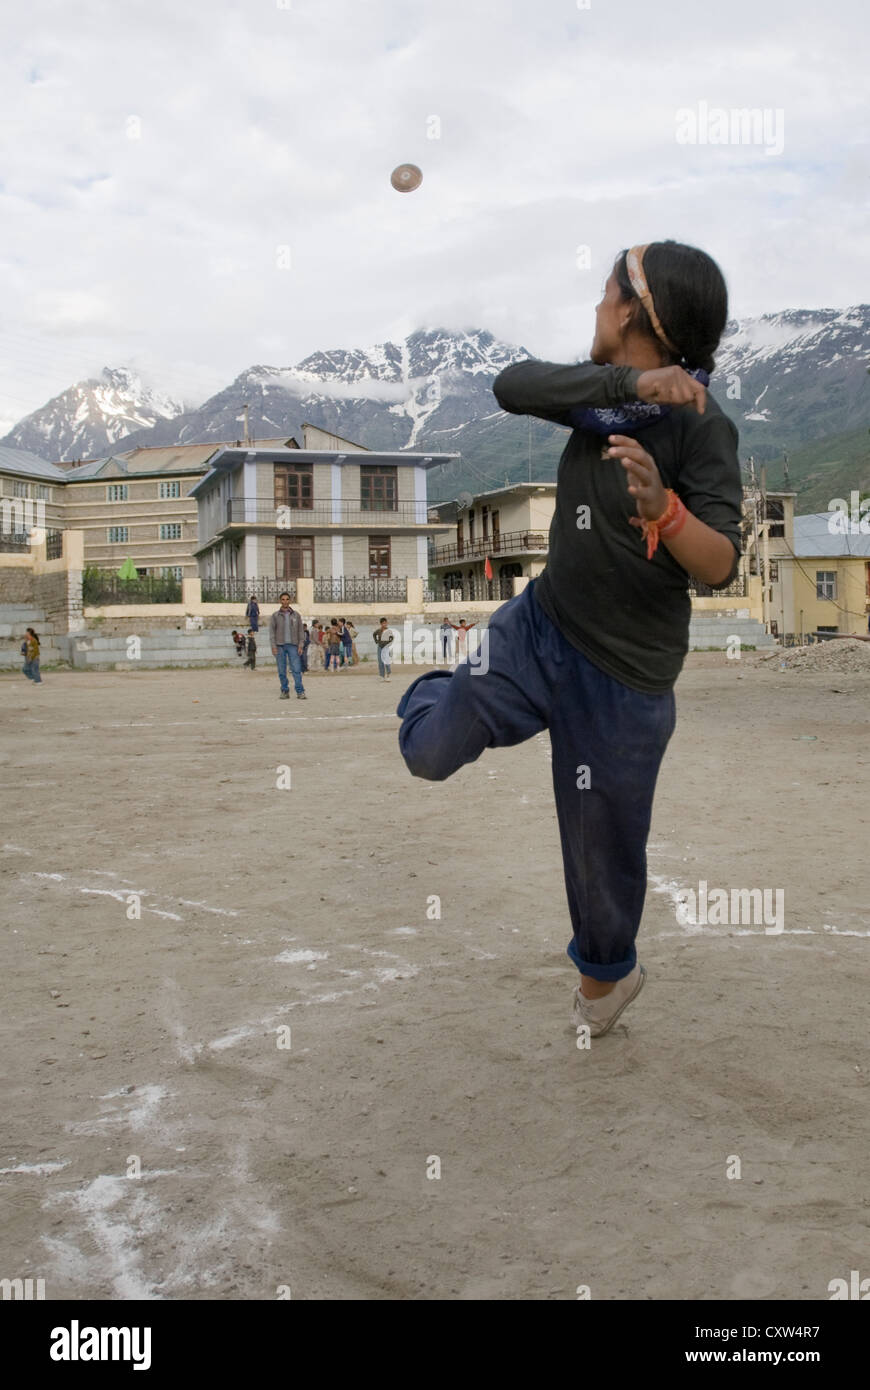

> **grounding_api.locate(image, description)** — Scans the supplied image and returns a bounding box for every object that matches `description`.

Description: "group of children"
[231,617,360,673]
[306,618,359,672]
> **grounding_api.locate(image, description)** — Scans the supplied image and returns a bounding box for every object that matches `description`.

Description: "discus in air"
[391,163,423,192]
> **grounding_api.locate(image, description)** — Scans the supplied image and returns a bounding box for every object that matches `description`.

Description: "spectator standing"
[339,617,355,667]
[269,592,307,699]
[308,621,325,670]
[325,620,343,673]
[373,617,394,681]
[451,618,477,662]
[22,627,42,683]
[440,619,453,662]
[244,629,257,669]
[245,595,260,633]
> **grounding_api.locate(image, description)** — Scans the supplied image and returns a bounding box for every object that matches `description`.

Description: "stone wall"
[33,569,84,634]
[0,569,35,604]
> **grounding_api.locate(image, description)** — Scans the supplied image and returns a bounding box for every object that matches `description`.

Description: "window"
[816,571,836,601]
[161,566,184,580]
[107,484,129,501]
[768,560,779,581]
[468,510,475,544]
[274,463,313,509]
[14,481,29,498]
[456,518,464,557]
[36,484,51,501]
[159,480,181,499]
[368,535,391,578]
[276,535,313,578]
[160,523,182,540]
[360,465,397,511]
[817,625,839,634]
[107,526,129,543]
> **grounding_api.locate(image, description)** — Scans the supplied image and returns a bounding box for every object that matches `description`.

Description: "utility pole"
[760,464,770,632]
[242,403,251,447]
[528,417,532,483]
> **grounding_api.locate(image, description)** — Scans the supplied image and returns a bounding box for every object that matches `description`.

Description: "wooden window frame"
[360,465,398,512]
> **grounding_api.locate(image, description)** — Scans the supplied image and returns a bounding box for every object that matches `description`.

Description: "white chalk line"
[0,1161,69,1176]
[26,870,238,923]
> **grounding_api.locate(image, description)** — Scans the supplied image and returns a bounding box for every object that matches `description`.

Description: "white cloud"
[0,0,867,424]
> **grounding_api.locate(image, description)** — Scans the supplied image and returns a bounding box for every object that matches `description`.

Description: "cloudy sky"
[1,0,867,430]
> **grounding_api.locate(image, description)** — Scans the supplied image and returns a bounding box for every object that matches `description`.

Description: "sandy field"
[1,652,869,1301]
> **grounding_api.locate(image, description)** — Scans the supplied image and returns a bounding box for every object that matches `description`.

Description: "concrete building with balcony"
[0,445,67,545]
[59,442,238,578]
[191,423,457,602]
[429,483,556,601]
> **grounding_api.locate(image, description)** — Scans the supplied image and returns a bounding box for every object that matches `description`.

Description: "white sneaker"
[572,963,646,1038]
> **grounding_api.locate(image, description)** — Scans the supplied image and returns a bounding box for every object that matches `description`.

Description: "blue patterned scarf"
[567,367,710,436]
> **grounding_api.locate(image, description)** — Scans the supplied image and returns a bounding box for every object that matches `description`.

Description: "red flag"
[484,555,493,581]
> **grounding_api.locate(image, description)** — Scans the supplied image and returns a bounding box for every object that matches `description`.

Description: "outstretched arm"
[493,360,643,427]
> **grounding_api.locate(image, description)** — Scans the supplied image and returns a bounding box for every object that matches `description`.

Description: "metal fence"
[688,575,748,598]
[83,572,182,605]
[313,577,407,604]
[430,576,514,602]
[201,577,296,604]
[0,532,30,552]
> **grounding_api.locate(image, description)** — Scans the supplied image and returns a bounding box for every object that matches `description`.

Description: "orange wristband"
[639,489,688,559]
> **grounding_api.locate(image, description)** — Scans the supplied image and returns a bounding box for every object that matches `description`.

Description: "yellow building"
[783,512,870,638]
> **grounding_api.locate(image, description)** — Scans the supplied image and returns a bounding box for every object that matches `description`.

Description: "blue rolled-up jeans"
[275,643,304,694]
[395,580,676,981]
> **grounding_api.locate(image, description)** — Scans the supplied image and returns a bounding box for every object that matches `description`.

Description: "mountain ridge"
[3,314,868,509]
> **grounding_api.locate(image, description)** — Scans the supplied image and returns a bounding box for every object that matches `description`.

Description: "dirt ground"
[1,652,869,1301]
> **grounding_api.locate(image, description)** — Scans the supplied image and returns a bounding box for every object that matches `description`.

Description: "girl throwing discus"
[397,240,743,1037]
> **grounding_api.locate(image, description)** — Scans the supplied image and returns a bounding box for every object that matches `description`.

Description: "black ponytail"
[615,241,729,374]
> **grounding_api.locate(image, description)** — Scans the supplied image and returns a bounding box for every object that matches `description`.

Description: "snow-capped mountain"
[0,367,184,464]
[713,306,870,457]
[110,328,530,459]
[3,315,868,503]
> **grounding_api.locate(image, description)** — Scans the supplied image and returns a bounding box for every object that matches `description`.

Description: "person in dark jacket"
[245,595,260,632]
[397,240,743,1039]
[244,629,257,669]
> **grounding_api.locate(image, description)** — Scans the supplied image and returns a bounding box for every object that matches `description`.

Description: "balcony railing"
[224,500,438,527]
[313,576,407,603]
[431,531,548,566]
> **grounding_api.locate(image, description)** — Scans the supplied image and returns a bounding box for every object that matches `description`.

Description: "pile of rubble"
[759,638,870,673]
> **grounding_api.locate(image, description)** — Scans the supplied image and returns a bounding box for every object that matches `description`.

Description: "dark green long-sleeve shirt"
[492,360,743,693]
